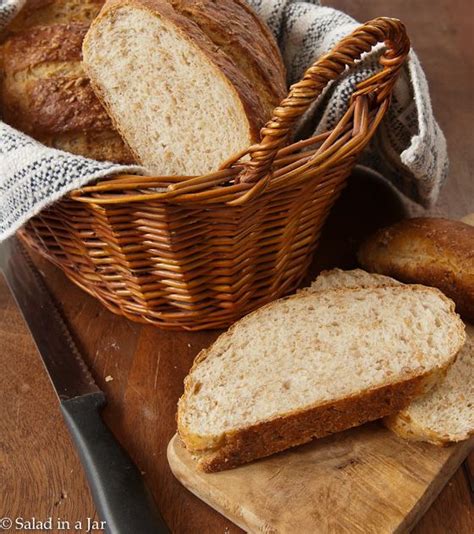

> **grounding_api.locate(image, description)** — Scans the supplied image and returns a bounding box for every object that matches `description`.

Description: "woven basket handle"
[239,17,410,184]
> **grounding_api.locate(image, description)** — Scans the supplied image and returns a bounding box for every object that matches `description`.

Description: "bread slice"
[303,267,402,293]
[82,0,286,175]
[384,325,473,445]
[177,285,465,471]
[310,268,473,446]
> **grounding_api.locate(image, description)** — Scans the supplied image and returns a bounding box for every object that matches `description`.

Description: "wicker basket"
[21,17,410,330]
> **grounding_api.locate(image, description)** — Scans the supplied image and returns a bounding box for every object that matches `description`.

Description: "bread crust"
[359,218,474,322]
[2,26,114,134]
[384,411,474,446]
[5,0,104,33]
[186,372,449,472]
[167,0,286,114]
[177,285,465,472]
[0,0,134,163]
[83,0,286,155]
[3,23,88,72]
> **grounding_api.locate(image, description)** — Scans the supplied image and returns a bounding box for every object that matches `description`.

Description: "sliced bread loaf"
[82,0,287,175]
[177,285,465,471]
[310,268,473,445]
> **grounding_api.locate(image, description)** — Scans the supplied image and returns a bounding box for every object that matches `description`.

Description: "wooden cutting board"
[169,216,474,532]
[168,427,473,533]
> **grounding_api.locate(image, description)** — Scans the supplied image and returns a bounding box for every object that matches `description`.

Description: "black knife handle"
[61,393,169,534]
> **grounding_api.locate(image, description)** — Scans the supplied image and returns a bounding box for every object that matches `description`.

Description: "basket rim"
[69,16,409,207]
[71,97,388,206]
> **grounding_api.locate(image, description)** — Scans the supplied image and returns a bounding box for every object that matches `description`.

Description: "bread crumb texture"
[178,285,465,453]
[386,324,473,444]
[83,0,286,174]
[307,268,473,446]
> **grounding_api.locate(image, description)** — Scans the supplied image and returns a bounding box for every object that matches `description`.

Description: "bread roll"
[359,217,474,321]
[0,0,134,163]
[82,0,287,175]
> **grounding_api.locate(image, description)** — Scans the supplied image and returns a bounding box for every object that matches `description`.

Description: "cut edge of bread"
[182,370,447,472]
[177,283,465,471]
[383,411,473,446]
[82,0,276,175]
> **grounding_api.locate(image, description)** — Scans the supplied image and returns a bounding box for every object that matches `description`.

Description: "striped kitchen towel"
[0,0,448,241]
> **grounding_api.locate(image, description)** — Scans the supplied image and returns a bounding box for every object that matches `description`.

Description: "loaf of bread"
[311,269,473,446]
[358,217,474,322]
[82,0,287,175]
[177,285,464,471]
[0,0,134,163]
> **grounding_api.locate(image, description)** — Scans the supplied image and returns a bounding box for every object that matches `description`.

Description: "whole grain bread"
[384,325,473,445]
[82,0,287,175]
[311,268,473,446]
[358,217,474,322]
[303,267,402,293]
[0,0,134,163]
[177,285,465,471]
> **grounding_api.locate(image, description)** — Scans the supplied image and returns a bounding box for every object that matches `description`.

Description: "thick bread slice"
[310,268,473,446]
[385,325,473,445]
[177,286,465,471]
[359,218,474,322]
[82,0,286,175]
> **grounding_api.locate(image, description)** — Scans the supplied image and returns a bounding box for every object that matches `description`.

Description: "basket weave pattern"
[22,18,410,330]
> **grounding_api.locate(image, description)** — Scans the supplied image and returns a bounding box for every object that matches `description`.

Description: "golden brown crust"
[188,372,443,472]
[5,0,104,33]
[168,0,286,114]
[3,23,87,72]
[2,28,114,134]
[85,0,286,144]
[0,1,134,163]
[18,77,113,133]
[39,129,134,162]
[359,218,474,322]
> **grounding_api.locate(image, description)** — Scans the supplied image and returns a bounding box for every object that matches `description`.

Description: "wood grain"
[168,431,473,534]
[0,275,100,532]
[1,0,473,533]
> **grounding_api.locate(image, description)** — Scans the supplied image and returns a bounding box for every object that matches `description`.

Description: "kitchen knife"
[0,237,169,534]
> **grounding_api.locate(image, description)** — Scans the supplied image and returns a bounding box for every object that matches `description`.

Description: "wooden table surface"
[1,1,473,533]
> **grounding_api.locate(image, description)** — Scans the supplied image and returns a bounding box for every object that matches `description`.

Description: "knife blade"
[0,237,169,534]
